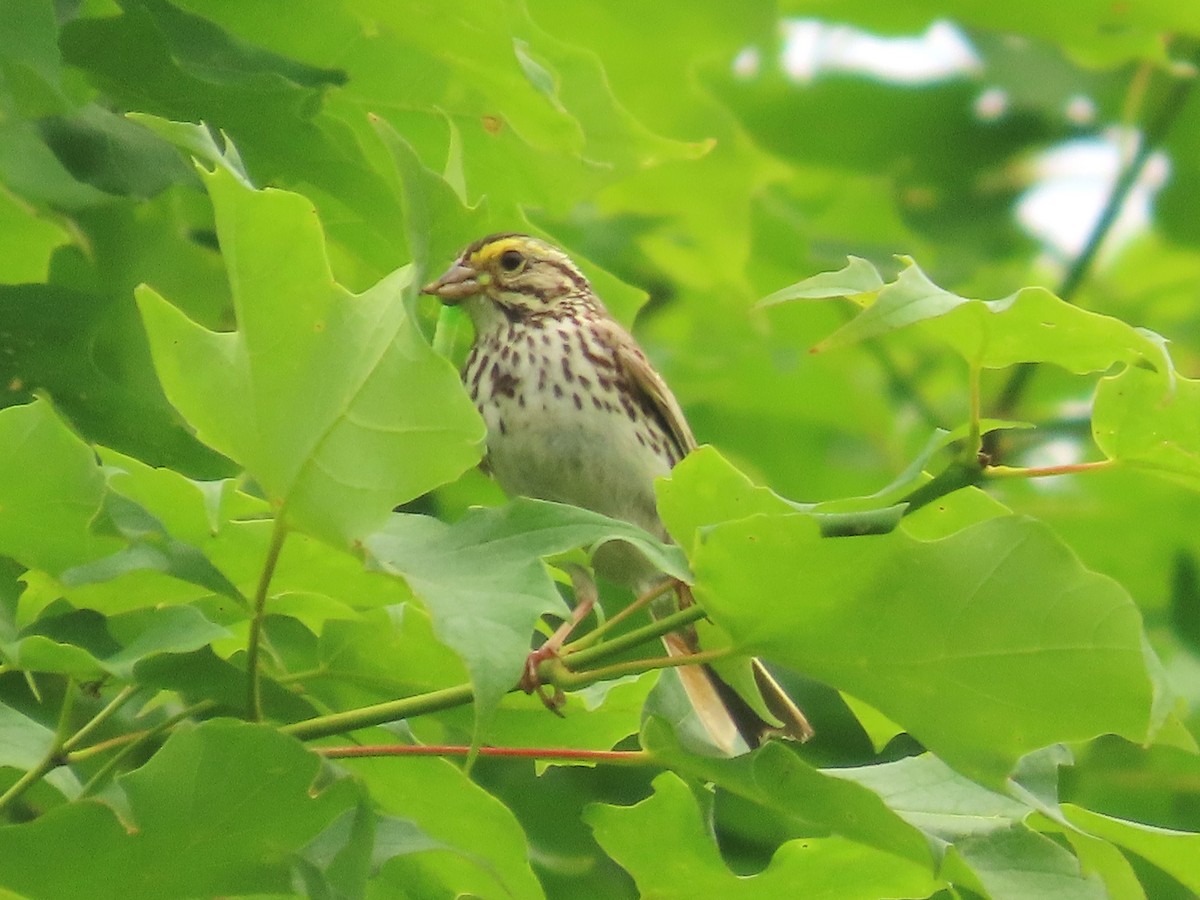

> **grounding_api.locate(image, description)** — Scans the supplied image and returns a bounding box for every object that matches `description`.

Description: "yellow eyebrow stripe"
[469,236,530,266]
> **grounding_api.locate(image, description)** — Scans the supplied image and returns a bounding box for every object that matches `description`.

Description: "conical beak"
[421,263,481,304]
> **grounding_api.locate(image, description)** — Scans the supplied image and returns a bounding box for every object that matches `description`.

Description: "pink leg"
[520,566,598,711]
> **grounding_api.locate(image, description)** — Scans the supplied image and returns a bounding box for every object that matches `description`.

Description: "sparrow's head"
[421,234,597,324]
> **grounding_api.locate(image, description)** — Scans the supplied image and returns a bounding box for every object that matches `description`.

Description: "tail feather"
[660,632,813,754]
[662,631,745,755]
[750,658,815,743]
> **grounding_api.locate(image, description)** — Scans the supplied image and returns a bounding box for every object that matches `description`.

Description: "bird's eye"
[499,249,525,272]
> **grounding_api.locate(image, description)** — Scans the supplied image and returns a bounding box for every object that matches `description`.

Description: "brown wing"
[593,319,697,460]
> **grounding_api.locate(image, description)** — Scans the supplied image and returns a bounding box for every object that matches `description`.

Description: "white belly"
[483,390,670,542]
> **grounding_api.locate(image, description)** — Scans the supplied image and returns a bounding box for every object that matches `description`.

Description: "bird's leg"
[563,577,677,653]
[520,564,598,711]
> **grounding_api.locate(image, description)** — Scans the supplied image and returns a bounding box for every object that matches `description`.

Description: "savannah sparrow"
[422,233,813,751]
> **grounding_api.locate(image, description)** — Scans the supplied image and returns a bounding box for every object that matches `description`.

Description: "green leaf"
[644,721,936,868]
[0,118,115,211]
[0,400,115,574]
[0,186,69,284]
[834,751,1106,898]
[1064,804,1200,894]
[37,105,198,199]
[477,675,654,754]
[1058,827,1149,900]
[364,498,689,732]
[0,704,81,801]
[2,605,227,681]
[343,754,545,899]
[0,720,358,900]
[505,19,713,170]
[127,115,251,185]
[586,771,942,899]
[657,445,909,547]
[784,257,1171,372]
[61,492,244,603]
[648,725,1105,899]
[101,606,230,679]
[677,504,1156,785]
[368,116,488,284]
[0,632,105,680]
[0,704,54,776]
[758,255,884,306]
[3,2,1199,894]
[314,609,467,710]
[1093,365,1200,491]
[289,804,375,900]
[136,164,484,546]
[134,647,317,722]
[0,283,233,477]
[656,446,793,548]
[0,0,72,118]
[314,607,650,752]
[59,0,344,104]
[832,752,1033,845]
[951,826,1106,900]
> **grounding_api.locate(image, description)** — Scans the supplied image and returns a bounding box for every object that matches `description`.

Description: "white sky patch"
[1016,132,1169,259]
[781,19,980,83]
[1018,437,1088,493]
[1025,437,1084,469]
[741,20,1166,260]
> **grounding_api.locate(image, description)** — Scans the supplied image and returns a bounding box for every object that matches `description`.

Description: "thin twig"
[556,647,730,689]
[55,581,712,769]
[563,579,675,654]
[60,685,139,754]
[985,459,1116,479]
[282,605,709,743]
[281,683,476,743]
[246,518,288,721]
[318,743,654,766]
[561,605,708,671]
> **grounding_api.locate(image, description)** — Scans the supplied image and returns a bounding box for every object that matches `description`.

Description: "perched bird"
[422,233,812,752]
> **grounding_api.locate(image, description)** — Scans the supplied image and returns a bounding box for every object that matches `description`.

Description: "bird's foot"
[519,643,567,715]
[518,563,599,715]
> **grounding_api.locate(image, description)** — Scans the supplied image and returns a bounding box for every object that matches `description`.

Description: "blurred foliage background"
[3,1,1200,897]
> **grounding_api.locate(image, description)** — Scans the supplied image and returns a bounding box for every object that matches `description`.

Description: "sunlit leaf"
[780,257,1171,372]
[1093,365,1200,491]
[136,164,484,546]
[661,455,1159,785]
